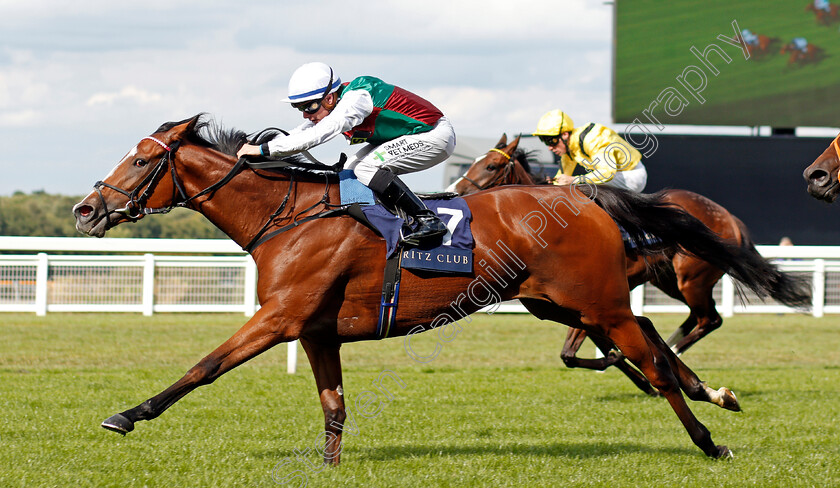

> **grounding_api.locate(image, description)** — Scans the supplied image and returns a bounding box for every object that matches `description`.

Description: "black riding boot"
[368,169,447,246]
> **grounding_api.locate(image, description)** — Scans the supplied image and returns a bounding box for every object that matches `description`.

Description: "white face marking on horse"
[445,178,463,193]
[107,144,139,179]
[72,144,140,214]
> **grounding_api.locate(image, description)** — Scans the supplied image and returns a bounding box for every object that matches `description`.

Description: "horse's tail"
[731,218,812,309]
[579,185,812,309]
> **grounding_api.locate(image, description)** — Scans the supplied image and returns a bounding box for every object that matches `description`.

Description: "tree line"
[0,191,226,239]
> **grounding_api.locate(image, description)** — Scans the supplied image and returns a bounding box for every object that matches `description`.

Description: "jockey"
[815,0,831,13]
[741,29,759,47]
[792,37,809,53]
[532,109,647,192]
[237,62,455,245]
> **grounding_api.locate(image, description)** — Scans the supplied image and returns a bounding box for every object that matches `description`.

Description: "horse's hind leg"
[522,299,729,458]
[635,315,739,412]
[601,313,731,458]
[299,338,346,466]
[663,257,725,355]
[649,271,698,351]
[562,328,659,397]
[670,284,723,356]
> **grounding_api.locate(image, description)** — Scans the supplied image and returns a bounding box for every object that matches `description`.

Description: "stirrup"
[400,219,446,246]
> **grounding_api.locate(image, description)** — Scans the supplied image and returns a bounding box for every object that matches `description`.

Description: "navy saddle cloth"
[339,170,474,273]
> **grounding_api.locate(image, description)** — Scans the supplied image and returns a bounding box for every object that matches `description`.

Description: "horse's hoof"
[102,413,134,435]
[713,445,733,459]
[718,387,741,412]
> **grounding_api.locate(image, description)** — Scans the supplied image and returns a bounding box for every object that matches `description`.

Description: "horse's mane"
[156,113,311,167]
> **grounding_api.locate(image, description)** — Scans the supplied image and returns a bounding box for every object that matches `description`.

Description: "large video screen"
[613,0,840,127]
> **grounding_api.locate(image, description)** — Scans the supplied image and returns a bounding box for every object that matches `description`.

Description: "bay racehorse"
[74,114,782,462]
[804,132,840,201]
[780,41,824,66]
[451,135,811,393]
[806,2,840,25]
[746,34,779,59]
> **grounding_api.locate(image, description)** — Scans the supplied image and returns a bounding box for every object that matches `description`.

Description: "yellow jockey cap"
[533,109,574,136]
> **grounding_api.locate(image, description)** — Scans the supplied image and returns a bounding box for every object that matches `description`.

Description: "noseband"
[460,148,515,191]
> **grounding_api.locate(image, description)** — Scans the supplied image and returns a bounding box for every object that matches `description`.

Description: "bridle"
[459,148,515,191]
[93,136,188,228]
[92,135,259,229]
[91,134,342,252]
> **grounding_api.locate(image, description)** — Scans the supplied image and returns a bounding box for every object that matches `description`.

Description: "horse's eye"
[486,165,497,171]
[134,158,148,168]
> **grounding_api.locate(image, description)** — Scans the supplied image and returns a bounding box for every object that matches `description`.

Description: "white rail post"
[721,274,735,318]
[142,253,155,316]
[630,284,645,316]
[35,253,49,316]
[287,341,298,374]
[812,259,825,318]
[244,257,257,317]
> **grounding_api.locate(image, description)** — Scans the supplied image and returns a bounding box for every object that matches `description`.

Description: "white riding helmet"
[282,62,342,103]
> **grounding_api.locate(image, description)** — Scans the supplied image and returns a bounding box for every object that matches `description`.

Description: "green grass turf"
[1,312,839,487]
[614,0,840,126]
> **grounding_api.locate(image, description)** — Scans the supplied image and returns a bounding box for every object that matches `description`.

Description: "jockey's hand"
[552,174,575,186]
[237,143,262,159]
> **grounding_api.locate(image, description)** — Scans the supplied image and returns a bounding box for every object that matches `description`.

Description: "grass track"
[1,313,839,487]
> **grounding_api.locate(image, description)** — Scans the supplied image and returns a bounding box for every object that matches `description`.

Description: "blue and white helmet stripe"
[286,78,342,101]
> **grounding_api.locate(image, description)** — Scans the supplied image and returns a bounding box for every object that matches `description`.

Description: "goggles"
[291,68,335,115]
[538,135,561,147]
[292,99,324,115]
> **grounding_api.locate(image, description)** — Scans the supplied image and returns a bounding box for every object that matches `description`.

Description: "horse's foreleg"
[636,316,739,412]
[562,328,659,396]
[102,304,295,435]
[561,328,614,369]
[299,338,346,466]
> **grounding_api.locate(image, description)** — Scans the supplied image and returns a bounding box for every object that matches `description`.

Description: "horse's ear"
[506,134,521,153]
[165,114,203,142]
[496,133,508,148]
[185,114,202,134]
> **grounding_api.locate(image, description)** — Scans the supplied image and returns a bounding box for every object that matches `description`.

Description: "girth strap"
[376,251,403,339]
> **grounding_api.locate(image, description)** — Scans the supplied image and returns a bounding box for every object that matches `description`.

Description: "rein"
[92,136,343,253]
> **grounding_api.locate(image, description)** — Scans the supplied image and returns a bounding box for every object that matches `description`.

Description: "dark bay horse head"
[448,134,538,195]
[803,134,840,202]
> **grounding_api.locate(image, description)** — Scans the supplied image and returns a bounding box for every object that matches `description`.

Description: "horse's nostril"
[809,169,828,182]
[78,205,93,217]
